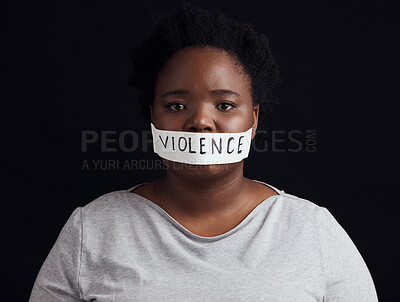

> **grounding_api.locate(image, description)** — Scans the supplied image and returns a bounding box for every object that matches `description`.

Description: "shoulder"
[80,187,145,221]
[279,191,323,211]
[252,180,328,224]
[267,191,327,230]
[73,187,156,241]
[254,180,322,213]
[276,191,353,245]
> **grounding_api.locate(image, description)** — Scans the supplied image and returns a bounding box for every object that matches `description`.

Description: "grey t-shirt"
[29,180,378,301]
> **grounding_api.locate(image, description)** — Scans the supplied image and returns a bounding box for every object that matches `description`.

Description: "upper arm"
[318,207,378,302]
[29,207,84,302]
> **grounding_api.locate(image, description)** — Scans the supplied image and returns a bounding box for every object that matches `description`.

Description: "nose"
[184,104,215,133]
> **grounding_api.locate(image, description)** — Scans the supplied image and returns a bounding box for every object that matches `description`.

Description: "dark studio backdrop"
[2,0,398,301]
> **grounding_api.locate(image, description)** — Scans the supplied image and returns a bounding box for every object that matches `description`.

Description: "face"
[150,46,259,178]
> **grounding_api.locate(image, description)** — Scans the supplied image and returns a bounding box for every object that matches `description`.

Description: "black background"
[2,0,398,301]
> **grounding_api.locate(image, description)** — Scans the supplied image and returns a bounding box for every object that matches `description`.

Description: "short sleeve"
[29,207,84,302]
[318,207,378,302]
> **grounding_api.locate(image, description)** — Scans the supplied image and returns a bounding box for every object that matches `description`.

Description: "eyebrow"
[162,89,189,98]
[211,89,240,97]
[162,89,240,98]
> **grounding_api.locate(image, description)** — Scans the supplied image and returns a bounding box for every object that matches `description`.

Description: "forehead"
[155,46,251,95]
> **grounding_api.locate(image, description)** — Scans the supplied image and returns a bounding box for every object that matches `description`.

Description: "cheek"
[151,107,185,129]
[218,108,254,132]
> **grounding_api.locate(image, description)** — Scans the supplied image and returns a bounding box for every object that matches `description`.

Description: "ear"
[251,104,259,140]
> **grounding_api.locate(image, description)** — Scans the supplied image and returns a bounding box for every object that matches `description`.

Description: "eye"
[217,102,235,111]
[167,103,185,111]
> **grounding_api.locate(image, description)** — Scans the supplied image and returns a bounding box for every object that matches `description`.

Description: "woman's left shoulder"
[279,192,325,217]
[254,180,321,211]
[279,191,323,209]
[276,191,347,233]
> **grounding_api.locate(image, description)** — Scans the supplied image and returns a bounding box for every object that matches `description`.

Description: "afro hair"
[128,2,282,131]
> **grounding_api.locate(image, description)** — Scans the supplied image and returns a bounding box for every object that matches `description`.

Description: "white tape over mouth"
[151,123,253,165]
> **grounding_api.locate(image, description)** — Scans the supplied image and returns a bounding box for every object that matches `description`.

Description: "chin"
[164,160,240,177]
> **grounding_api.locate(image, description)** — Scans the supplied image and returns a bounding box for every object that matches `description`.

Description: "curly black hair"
[128,2,282,131]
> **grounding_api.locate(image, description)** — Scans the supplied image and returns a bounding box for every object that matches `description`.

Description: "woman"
[29,3,378,301]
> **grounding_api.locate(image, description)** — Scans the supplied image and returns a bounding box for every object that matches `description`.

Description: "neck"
[157,162,252,220]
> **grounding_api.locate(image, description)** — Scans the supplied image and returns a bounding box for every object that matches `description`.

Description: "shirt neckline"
[125,179,283,241]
